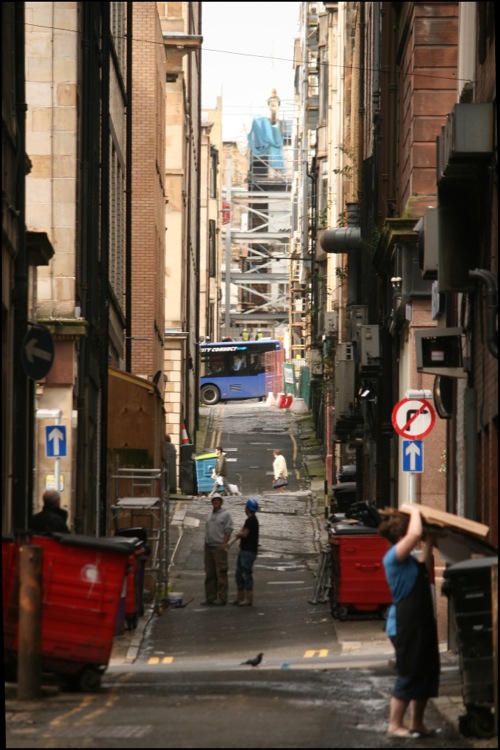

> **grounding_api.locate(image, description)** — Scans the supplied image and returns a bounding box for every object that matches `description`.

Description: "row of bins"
[442,556,497,739]
[113,527,150,633]
[3,530,147,692]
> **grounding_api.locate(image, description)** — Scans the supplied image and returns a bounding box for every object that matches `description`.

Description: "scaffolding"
[110,467,169,614]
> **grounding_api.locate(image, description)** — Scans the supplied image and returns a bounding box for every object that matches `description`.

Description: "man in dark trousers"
[30,489,71,534]
[231,498,259,607]
[202,494,233,606]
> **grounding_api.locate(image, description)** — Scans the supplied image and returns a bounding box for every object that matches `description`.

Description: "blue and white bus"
[199,340,281,405]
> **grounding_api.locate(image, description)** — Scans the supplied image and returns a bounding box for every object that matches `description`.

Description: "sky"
[201,2,300,142]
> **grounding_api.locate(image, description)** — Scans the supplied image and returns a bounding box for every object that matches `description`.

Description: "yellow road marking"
[304,649,329,658]
[50,695,96,726]
[80,693,119,723]
[148,656,174,664]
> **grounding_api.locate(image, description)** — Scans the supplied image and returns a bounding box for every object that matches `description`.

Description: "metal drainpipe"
[125,2,133,372]
[469,269,498,359]
[194,35,202,436]
[372,2,381,225]
[99,4,111,537]
[300,20,309,288]
[13,0,33,530]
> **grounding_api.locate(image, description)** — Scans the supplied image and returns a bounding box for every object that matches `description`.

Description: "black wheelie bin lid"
[114,526,148,545]
[50,532,138,555]
[443,555,498,579]
[329,524,381,536]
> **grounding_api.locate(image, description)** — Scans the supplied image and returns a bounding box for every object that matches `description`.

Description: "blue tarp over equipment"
[247,117,285,172]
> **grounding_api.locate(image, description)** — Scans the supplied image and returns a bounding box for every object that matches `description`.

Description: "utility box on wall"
[415,327,467,377]
[347,306,367,341]
[422,207,439,279]
[323,310,338,337]
[359,326,380,366]
[335,343,355,415]
[438,206,476,293]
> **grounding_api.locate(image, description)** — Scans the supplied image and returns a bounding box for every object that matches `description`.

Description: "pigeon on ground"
[241,652,263,667]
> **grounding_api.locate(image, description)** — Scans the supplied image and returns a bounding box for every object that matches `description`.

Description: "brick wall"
[398,2,459,217]
[131,4,166,383]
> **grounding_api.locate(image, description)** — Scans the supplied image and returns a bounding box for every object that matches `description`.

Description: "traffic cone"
[181,422,190,445]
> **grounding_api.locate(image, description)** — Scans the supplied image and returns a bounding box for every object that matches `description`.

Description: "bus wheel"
[201,385,221,406]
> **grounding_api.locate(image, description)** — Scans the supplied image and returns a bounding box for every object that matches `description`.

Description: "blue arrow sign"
[402,440,423,472]
[46,425,67,457]
[21,326,55,380]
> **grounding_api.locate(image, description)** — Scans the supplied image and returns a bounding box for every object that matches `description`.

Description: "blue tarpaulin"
[247,117,285,172]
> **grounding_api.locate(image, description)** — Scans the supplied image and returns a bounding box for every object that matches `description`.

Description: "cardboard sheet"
[384,503,489,539]
[382,504,494,563]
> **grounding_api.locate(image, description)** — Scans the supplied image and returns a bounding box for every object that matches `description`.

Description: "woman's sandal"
[387,728,413,738]
[409,728,438,738]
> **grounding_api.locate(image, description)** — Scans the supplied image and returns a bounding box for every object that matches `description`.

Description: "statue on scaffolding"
[267,88,280,124]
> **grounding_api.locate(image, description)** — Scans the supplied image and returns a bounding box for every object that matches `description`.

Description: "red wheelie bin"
[2,534,17,618]
[328,525,392,620]
[113,528,149,630]
[3,532,136,691]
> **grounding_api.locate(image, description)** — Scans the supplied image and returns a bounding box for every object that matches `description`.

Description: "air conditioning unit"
[336,342,354,361]
[444,103,493,160]
[323,310,337,337]
[400,243,432,298]
[347,306,367,340]
[359,326,380,366]
[310,347,323,376]
[415,327,467,378]
[335,342,355,415]
[422,207,439,279]
[438,206,475,293]
[437,103,494,183]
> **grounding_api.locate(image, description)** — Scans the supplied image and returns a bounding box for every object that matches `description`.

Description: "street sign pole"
[409,472,416,504]
[54,414,61,493]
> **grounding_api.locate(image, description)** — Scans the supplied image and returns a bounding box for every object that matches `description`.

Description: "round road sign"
[21,326,55,380]
[391,398,436,440]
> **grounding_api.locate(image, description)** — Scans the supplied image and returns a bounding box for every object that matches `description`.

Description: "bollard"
[17,544,43,700]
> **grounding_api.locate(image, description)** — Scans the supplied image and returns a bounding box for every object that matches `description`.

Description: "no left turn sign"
[392,398,436,440]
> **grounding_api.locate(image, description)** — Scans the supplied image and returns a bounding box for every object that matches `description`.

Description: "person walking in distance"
[208,446,231,497]
[202,494,233,606]
[272,448,288,492]
[231,499,259,607]
[378,504,440,739]
[30,489,71,534]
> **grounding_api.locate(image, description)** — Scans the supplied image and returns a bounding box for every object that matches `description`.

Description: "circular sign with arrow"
[391,398,436,440]
[21,326,55,380]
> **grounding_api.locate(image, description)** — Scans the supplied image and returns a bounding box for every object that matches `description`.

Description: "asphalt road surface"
[5,403,478,748]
